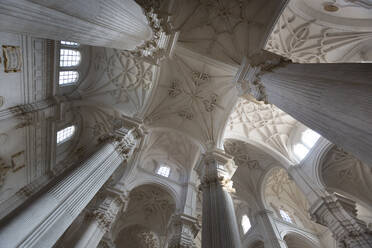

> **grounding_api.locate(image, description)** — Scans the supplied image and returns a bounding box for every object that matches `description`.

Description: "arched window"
[241,215,251,234]
[293,129,320,161]
[280,209,292,223]
[60,49,81,67]
[57,125,76,144]
[157,165,170,177]
[59,71,79,85]
[58,41,81,86]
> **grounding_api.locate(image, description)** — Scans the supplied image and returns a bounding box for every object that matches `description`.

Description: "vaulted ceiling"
[144,46,238,150]
[266,0,372,62]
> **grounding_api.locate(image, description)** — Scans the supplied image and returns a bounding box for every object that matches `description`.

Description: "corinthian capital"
[196,149,237,192]
[234,52,287,102]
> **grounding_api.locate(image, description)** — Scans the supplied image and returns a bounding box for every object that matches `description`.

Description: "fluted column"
[236,57,372,166]
[310,193,372,248]
[0,128,140,248]
[255,210,288,248]
[167,214,200,248]
[196,150,241,248]
[0,0,152,50]
[74,188,129,248]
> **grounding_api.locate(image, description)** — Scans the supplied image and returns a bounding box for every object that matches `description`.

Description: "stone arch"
[283,231,319,248]
[112,184,177,244]
[261,166,325,233]
[247,239,265,248]
[126,180,181,211]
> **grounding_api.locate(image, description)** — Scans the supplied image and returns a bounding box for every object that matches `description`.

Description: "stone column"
[167,214,200,248]
[196,150,241,248]
[255,210,288,248]
[73,188,129,248]
[0,0,152,50]
[235,56,372,166]
[0,128,140,248]
[310,193,372,248]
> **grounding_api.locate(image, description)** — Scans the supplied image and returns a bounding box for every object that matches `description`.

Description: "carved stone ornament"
[234,54,285,103]
[168,80,183,97]
[168,214,200,248]
[310,194,372,247]
[198,150,237,193]
[2,45,22,73]
[132,0,175,64]
[114,128,140,159]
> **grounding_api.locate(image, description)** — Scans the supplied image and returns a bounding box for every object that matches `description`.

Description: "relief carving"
[2,45,22,72]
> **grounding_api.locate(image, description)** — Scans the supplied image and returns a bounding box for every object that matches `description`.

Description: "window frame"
[57,125,76,145]
[157,165,171,178]
[57,41,82,87]
[241,214,251,234]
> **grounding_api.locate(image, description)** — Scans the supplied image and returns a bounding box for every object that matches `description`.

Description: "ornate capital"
[196,149,237,192]
[133,0,178,64]
[234,53,288,103]
[310,193,372,247]
[114,127,143,159]
[168,214,200,248]
[88,189,129,232]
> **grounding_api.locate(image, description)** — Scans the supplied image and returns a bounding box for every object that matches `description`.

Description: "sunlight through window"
[241,215,251,234]
[157,166,170,177]
[280,209,292,223]
[57,125,75,144]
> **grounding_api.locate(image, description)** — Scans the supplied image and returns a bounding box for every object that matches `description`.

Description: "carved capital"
[133,0,178,64]
[310,194,372,247]
[88,189,129,232]
[196,150,237,193]
[114,127,142,159]
[234,53,288,102]
[168,214,200,248]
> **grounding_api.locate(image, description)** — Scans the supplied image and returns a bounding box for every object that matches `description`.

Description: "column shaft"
[73,189,128,248]
[260,63,372,165]
[0,0,152,50]
[0,132,135,247]
[197,151,241,248]
[74,218,105,248]
[255,210,288,248]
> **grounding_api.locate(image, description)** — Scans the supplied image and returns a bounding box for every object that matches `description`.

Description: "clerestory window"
[157,165,170,177]
[293,129,320,161]
[58,41,81,86]
[241,215,251,234]
[57,125,76,144]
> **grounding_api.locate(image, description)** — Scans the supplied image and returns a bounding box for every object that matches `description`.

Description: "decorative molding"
[310,193,372,247]
[168,214,200,248]
[225,99,298,161]
[133,0,178,64]
[2,45,22,72]
[265,5,372,63]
